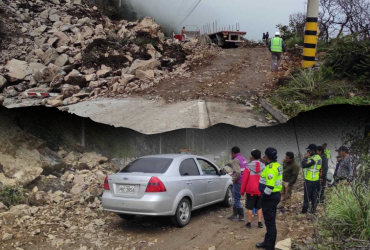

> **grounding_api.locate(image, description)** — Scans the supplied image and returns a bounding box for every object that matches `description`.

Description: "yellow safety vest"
[304,155,322,181]
[271,37,283,53]
[259,162,283,193]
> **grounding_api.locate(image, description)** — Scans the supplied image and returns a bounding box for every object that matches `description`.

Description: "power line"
[173,0,202,29]
[175,0,188,17]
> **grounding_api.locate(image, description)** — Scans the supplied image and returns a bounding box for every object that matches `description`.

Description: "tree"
[276,24,294,40]
[289,12,306,37]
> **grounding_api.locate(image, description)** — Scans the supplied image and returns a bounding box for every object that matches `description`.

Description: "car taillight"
[104,176,110,190]
[145,177,166,192]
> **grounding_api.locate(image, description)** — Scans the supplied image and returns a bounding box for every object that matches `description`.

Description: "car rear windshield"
[120,158,173,174]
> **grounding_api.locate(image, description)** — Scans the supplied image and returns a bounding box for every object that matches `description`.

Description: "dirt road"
[1,191,315,250]
[135,47,283,104]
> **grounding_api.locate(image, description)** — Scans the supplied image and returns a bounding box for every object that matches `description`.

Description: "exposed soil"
[133,47,290,104]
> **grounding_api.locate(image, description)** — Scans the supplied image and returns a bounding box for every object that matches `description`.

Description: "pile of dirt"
[0,0,217,109]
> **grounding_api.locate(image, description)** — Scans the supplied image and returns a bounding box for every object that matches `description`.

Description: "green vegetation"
[322,183,370,247]
[324,38,370,85]
[269,37,370,117]
[0,185,29,207]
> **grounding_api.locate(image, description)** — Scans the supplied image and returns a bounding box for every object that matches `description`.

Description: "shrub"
[285,35,304,48]
[323,183,370,244]
[324,38,370,85]
[0,185,28,207]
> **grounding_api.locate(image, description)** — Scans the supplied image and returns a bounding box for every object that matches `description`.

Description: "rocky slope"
[0,0,217,108]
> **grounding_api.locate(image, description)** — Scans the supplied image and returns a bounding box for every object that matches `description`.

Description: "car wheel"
[222,186,233,207]
[118,214,136,221]
[171,198,191,227]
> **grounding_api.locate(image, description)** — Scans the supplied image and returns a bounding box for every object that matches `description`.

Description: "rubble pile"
[0,147,128,249]
[0,0,216,107]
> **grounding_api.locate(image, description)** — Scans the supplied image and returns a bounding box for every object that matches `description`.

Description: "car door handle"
[208,180,213,183]
[186,181,192,185]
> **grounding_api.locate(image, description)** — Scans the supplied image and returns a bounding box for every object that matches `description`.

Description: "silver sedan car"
[102,154,233,227]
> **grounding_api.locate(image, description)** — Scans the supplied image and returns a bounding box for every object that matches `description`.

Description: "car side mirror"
[219,169,226,176]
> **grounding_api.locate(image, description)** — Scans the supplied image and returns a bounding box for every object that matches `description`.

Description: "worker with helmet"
[268,31,286,72]
[256,147,282,250]
[301,144,322,214]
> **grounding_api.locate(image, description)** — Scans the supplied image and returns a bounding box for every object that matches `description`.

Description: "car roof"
[140,154,205,160]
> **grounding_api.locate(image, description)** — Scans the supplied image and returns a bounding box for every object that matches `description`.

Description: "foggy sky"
[132,0,307,40]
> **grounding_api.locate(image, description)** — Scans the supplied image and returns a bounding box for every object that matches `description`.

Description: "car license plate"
[119,185,135,194]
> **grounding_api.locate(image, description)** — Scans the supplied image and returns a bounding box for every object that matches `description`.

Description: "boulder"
[121,74,135,84]
[0,75,8,91]
[30,25,47,37]
[0,173,19,186]
[136,70,154,80]
[63,96,80,105]
[85,73,97,82]
[81,26,94,39]
[96,69,111,78]
[54,31,70,47]
[29,176,73,193]
[47,99,63,107]
[128,59,160,74]
[55,54,69,67]
[33,65,64,83]
[42,48,59,65]
[77,152,108,170]
[64,69,86,87]
[275,238,291,250]
[5,59,45,82]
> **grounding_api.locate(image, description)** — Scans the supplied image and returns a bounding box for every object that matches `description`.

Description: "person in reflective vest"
[301,144,322,214]
[268,32,286,71]
[227,146,247,221]
[256,148,282,250]
[322,143,331,159]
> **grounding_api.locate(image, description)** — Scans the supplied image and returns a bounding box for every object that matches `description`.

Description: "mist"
[131,0,307,40]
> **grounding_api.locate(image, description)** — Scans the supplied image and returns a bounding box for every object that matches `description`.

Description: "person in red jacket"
[241,149,266,228]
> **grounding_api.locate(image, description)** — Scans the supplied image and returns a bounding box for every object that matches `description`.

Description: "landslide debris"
[0,0,216,108]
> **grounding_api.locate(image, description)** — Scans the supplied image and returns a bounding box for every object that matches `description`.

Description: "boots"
[237,208,245,221]
[227,207,238,220]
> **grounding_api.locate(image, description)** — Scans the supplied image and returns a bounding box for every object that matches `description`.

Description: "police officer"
[301,144,322,214]
[256,148,283,250]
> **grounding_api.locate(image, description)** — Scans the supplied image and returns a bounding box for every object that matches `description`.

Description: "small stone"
[2,233,13,241]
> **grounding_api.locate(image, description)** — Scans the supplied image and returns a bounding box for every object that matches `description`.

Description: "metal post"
[185,128,188,147]
[202,130,205,155]
[159,134,162,154]
[192,129,195,151]
[81,118,85,148]
[302,0,319,68]
[213,22,214,33]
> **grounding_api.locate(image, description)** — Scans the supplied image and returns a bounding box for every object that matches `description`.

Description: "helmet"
[275,31,281,36]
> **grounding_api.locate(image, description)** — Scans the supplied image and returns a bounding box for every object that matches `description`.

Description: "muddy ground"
[1,186,316,250]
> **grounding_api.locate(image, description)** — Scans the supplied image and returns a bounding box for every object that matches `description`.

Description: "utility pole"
[302,0,319,68]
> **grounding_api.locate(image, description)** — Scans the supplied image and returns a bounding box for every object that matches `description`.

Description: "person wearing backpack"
[241,149,266,229]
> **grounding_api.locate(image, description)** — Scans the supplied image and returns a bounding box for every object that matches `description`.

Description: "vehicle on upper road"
[208,30,247,47]
[102,154,233,227]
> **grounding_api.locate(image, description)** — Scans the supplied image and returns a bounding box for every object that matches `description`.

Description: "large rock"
[5,59,45,82]
[0,115,64,186]
[33,65,64,83]
[128,59,160,74]
[136,70,154,80]
[77,152,109,170]
[0,75,7,91]
[29,175,73,193]
[42,48,59,65]
[64,69,86,87]
[275,238,292,250]
[54,31,70,47]
[55,54,69,67]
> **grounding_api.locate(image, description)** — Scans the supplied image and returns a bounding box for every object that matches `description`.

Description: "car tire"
[222,186,233,207]
[118,214,136,221]
[171,198,191,227]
